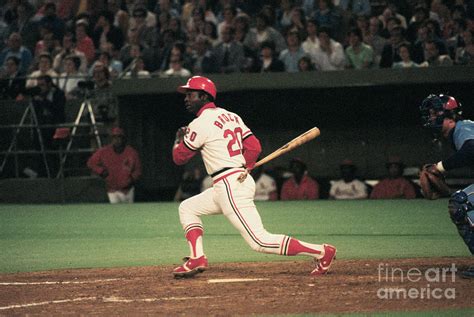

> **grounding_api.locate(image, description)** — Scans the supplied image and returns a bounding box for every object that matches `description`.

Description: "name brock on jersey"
[213,112,240,129]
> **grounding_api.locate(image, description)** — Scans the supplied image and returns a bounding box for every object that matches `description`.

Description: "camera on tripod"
[22,86,42,96]
[77,80,95,90]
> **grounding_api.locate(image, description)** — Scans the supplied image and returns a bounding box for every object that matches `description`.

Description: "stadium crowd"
[0,0,473,99]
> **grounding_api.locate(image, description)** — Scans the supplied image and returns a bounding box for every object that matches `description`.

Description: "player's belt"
[210,167,234,177]
[211,167,246,184]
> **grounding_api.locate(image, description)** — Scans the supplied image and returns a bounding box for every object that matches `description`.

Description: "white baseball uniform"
[173,102,325,259]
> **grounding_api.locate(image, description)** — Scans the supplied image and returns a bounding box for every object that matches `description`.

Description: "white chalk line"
[0,295,215,310]
[0,297,96,310]
[0,278,124,286]
[207,278,269,283]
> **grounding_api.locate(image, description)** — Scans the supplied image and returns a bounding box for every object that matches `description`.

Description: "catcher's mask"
[420,94,462,131]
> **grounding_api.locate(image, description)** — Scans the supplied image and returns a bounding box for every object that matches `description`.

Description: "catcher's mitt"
[419,164,451,200]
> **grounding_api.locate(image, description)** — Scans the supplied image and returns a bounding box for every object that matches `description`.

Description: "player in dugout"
[420,94,474,278]
[171,76,336,278]
[87,127,142,203]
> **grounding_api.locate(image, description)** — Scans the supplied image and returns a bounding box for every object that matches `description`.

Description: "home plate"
[207,278,269,284]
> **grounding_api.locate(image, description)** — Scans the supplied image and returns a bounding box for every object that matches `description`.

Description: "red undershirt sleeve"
[242,134,261,169]
[172,141,197,165]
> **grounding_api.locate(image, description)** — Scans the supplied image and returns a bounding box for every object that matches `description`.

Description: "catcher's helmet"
[420,94,462,130]
[177,76,217,100]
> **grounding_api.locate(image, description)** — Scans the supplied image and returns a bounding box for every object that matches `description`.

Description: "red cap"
[177,76,217,99]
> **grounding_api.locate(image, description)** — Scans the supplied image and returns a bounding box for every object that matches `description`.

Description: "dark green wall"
[115,68,474,200]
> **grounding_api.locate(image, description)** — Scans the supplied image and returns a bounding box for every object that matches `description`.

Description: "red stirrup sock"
[285,237,324,258]
[184,224,204,258]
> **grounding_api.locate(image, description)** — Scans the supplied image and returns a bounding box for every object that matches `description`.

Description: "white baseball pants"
[179,168,287,255]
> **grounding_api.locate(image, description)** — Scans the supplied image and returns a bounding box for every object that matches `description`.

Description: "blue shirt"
[453,120,474,150]
[279,47,307,73]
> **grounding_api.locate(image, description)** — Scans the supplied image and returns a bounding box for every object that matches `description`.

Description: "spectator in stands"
[447,18,468,58]
[378,5,407,33]
[313,0,341,37]
[279,31,308,72]
[31,75,66,150]
[420,40,453,66]
[329,159,368,200]
[252,166,278,201]
[214,26,245,73]
[53,32,88,74]
[298,55,315,71]
[57,55,84,100]
[369,156,416,199]
[129,1,157,29]
[245,12,287,55]
[130,6,155,49]
[217,5,237,40]
[345,27,374,69]
[406,5,429,43]
[455,30,474,65]
[90,50,123,78]
[283,6,307,40]
[8,2,37,53]
[190,34,219,74]
[90,62,118,124]
[93,10,124,55]
[156,29,178,72]
[412,19,449,63]
[312,26,345,71]
[124,56,151,78]
[281,158,320,200]
[154,0,180,18]
[278,0,294,31]
[174,167,203,202]
[203,21,219,47]
[0,32,33,75]
[39,2,65,43]
[379,25,410,68]
[26,53,58,88]
[392,43,422,68]
[34,28,62,59]
[0,56,25,100]
[233,13,251,46]
[364,16,386,66]
[168,16,188,43]
[163,55,191,77]
[107,0,130,38]
[302,20,320,61]
[253,40,285,72]
[87,127,142,204]
[338,0,371,17]
[75,21,95,66]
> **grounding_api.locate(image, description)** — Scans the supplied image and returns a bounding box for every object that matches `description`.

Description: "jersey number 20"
[224,128,243,157]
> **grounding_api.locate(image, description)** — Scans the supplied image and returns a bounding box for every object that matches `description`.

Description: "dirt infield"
[0,257,472,316]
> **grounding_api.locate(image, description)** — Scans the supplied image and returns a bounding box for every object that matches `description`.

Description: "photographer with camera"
[88,62,118,125]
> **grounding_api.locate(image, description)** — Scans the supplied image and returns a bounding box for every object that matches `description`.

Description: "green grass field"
[0,199,470,274]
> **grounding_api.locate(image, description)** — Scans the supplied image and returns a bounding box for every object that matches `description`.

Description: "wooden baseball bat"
[254,127,321,168]
[237,127,320,182]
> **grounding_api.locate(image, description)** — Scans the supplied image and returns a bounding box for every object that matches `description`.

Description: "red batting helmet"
[177,76,217,100]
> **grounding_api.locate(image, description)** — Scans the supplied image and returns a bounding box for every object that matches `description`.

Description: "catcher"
[420,94,474,278]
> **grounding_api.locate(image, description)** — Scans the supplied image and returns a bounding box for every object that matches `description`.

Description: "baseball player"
[420,94,474,278]
[87,127,142,203]
[171,76,336,278]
